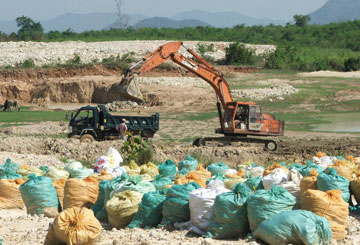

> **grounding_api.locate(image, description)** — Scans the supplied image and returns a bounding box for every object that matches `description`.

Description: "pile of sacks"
[1,151,360,245]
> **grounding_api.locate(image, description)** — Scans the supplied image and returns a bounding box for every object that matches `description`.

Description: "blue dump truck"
[67,105,159,142]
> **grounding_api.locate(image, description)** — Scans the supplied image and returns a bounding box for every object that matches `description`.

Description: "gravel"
[0,41,275,67]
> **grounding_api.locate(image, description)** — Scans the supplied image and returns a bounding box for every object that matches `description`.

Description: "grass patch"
[0,110,67,123]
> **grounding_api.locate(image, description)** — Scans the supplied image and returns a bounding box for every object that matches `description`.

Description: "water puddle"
[312,113,360,133]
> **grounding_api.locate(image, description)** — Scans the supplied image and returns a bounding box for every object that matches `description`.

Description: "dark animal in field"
[3,100,20,112]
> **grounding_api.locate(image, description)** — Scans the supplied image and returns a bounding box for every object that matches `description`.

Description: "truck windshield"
[74,109,93,122]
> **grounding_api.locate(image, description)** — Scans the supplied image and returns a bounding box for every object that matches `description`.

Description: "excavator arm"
[127,41,233,109]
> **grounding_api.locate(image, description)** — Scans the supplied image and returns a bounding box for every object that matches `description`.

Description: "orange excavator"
[122,41,284,150]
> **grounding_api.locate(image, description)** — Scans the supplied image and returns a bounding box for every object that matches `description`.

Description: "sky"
[1,0,328,21]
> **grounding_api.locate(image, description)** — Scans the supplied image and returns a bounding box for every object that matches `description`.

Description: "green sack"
[69,167,94,179]
[178,155,198,171]
[254,210,332,245]
[207,162,229,176]
[177,168,190,176]
[300,160,325,177]
[158,160,177,178]
[0,158,22,179]
[113,181,156,194]
[161,182,200,225]
[244,177,264,191]
[205,183,250,239]
[91,175,127,221]
[317,168,350,202]
[247,185,296,232]
[151,175,173,191]
[19,173,59,216]
[128,190,168,228]
[206,173,228,185]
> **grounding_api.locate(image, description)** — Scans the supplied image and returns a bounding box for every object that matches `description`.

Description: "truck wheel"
[80,134,95,143]
[265,140,277,151]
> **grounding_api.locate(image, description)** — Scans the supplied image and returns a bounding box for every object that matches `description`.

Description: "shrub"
[344,57,360,71]
[225,42,256,65]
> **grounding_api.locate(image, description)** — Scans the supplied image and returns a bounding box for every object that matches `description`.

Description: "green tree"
[224,42,255,65]
[293,15,311,27]
[16,16,44,40]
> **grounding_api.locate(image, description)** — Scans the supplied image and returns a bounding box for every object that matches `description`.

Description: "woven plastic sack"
[140,162,159,178]
[90,173,114,183]
[0,159,22,180]
[244,176,263,191]
[44,207,102,245]
[254,210,332,245]
[175,170,211,188]
[46,167,70,181]
[128,190,168,228]
[123,160,141,176]
[178,155,198,171]
[0,178,24,209]
[207,162,229,176]
[351,177,360,203]
[53,179,66,210]
[107,167,127,178]
[326,160,354,181]
[317,168,350,202]
[262,168,288,190]
[161,182,200,225]
[249,166,264,177]
[278,181,301,209]
[140,174,152,182]
[301,189,349,240]
[106,190,143,229]
[189,180,230,232]
[224,177,246,190]
[300,160,325,177]
[300,169,318,196]
[151,175,173,191]
[91,176,126,221]
[63,176,99,210]
[107,147,123,168]
[158,160,177,178]
[111,180,156,196]
[205,183,250,239]
[263,163,289,177]
[247,185,296,232]
[206,173,228,185]
[20,173,59,217]
[64,161,83,173]
[17,165,43,180]
[69,167,94,179]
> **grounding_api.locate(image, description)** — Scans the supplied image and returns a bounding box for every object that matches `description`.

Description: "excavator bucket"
[118,73,144,103]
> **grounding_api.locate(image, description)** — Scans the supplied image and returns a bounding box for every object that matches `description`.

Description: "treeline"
[1,15,360,71]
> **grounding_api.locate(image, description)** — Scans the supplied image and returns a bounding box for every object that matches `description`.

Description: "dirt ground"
[0,66,360,244]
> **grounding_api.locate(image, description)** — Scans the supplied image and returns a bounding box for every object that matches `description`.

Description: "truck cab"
[68,105,160,142]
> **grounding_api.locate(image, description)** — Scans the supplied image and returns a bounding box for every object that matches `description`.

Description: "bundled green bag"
[254,210,332,245]
[161,182,200,225]
[247,185,296,232]
[151,175,173,190]
[91,175,127,221]
[0,158,22,179]
[69,167,94,179]
[19,174,59,216]
[300,160,325,177]
[206,173,227,185]
[317,168,350,202]
[205,183,250,239]
[178,155,198,171]
[128,190,168,228]
[207,162,230,176]
[112,181,156,195]
[158,160,177,178]
[244,177,264,191]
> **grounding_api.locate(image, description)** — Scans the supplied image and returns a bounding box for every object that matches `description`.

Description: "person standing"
[116,118,128,140]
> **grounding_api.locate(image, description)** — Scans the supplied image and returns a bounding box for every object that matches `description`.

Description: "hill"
[133,17,210,29]
[310,0,360,24]
[172,10,285,27]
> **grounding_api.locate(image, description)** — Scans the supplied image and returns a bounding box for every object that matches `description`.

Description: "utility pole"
[114,0,129,29]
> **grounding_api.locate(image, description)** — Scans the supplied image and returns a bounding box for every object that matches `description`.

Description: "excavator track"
[192,136,278,151]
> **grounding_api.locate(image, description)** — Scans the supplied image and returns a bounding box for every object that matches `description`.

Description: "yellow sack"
[175,170,211,188]
[53,179,66,210]
[0,179,24,209]
[300,169,318,196]
[63,176,99,210]
[140,174,153,182]
[90,172,114,183]
[327,160,354,181]
[106,190,143,229]
[46,167,70,181]
[140,162,159,178]
[300,189,349,240]
[123,160,141,176]
[350,169,360,203]
[224,177,247,190]
[263,163,289,177]
[17,165,42,180]
[44,207,102,245]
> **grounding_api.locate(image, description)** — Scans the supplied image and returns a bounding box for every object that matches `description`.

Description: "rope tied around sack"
[67,213,85,245]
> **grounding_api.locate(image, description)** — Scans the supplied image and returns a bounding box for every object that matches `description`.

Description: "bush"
[225,42,256,65]
[101,52,135,72]
[344,57,360,71]
[120,132,154,164]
